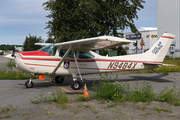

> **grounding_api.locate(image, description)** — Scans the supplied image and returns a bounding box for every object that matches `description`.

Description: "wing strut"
[51,46,72,74]
[73,51,83,83]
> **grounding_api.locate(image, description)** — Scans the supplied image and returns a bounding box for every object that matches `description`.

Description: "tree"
[43,0,145,42]
[23,34,44,51]
[45,36,55,43]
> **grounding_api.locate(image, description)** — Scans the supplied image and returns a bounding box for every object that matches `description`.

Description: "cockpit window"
[39,44,57,56]
[79,51,94,59]
[59,49,77,58]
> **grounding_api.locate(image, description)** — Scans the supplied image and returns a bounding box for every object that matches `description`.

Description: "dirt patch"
[7,100,180,120]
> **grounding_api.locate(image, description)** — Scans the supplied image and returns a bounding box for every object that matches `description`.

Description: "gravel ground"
[3,99,180,120]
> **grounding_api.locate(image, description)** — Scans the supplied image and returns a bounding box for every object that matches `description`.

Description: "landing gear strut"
[25,75,34,88]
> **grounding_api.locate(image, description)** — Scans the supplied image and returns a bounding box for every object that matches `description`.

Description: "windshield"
[39,44,57,56]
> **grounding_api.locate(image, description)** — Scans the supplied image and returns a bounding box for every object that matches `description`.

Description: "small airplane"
[5,32,175,90]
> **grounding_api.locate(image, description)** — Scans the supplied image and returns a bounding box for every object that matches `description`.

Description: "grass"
[0,105,16,119]
[0,67,30,80]
[6,61,16,67]
[153,107,172,113]
[31,90,70,109]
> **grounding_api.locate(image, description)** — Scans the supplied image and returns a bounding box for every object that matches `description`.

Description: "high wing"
[54,36,133,50]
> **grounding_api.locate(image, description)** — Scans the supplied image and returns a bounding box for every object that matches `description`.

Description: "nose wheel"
[25,80,33,88]
[25,75,34,88]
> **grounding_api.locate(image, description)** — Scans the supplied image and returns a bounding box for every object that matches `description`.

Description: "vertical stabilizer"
[142,33,175,62]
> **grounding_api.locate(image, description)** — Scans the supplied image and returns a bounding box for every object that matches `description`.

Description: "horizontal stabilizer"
[162,64,176,66]
[143,62,162,65]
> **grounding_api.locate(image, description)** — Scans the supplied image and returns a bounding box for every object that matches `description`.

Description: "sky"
[0,0,157,45]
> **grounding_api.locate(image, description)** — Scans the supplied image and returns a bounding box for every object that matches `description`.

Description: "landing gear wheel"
[55,76,64,83]
[25,80,33,88]
[71,81,81,90]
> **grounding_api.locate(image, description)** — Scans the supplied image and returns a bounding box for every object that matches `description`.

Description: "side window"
[59,49,76,58]
[79,51,94,59]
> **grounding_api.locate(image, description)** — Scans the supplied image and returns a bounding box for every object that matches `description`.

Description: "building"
[124,27,158,54]
[158,0,180,57]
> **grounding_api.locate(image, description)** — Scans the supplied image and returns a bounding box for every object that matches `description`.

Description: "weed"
[92,73,127,101]
[85,105,91,108]
[156,83,180,106]
[74,95,90,101]
[77,102,83,108]
[107,103,116,108]
[0,105,16,119]
[134,103,147,110]
[6,61,16,67]
[51,90,69,104]
[31,90,69,106]
[120,111,126,115]
[153,107,172,113]
[0,67,30,80]
[127,81,155,103]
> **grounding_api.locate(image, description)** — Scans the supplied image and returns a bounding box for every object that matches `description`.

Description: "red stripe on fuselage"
[18,54,162,64]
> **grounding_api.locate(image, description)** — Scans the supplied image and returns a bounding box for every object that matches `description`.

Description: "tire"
[25,80,33,88]
[71,81,81,90]
[55,76,64,83]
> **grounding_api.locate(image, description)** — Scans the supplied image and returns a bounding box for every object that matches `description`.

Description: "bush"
[156,83,180,106]
[126,81,155,103]
[92,73,127,101]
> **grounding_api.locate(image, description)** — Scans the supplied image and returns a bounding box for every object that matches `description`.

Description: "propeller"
[11,46,16,57]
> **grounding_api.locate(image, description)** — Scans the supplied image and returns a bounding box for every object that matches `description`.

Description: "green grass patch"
[91,74,180,106]
[0,67,30,80]
[31,90,70,109]
[156,83,180,106]
[127,81,155,103]
[6,61,16,67]
[153,107,172,113]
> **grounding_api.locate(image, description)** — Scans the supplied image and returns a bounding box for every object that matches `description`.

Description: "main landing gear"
[54,75,82,90]
[25,75,34,88]
[71,81,81,90]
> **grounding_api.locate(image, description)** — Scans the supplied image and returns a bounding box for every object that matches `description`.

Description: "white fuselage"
[14,50,159,76]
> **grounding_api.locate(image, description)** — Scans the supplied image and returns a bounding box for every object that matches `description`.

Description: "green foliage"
[116,46,127,56]
[23,34,44,51]
[6,61,16,67]
[45,36,55,43]
[92,74,127,101]
[99,49,108,56]
[153,107,172,113]
[0,67,30,80]
[127,81,155,102]
[0,45,22,51]
[43,0,145,42]
[31,90,69,108]
[156,83,180,106]
[100,46,127,56]
[51,90,69,104]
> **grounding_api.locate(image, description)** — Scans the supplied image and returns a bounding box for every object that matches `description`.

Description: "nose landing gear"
[25,75,34,88]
